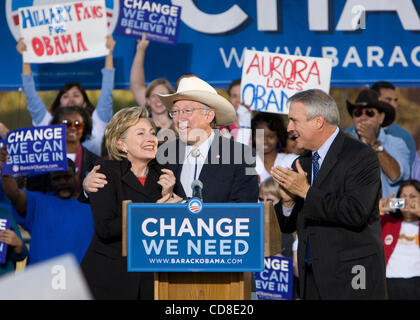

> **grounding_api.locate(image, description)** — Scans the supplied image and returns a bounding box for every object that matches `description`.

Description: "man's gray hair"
[287,89,340,126]
[201,103,217,128]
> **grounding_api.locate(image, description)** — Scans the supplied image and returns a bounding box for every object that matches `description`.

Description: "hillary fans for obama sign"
[18,0,109,63]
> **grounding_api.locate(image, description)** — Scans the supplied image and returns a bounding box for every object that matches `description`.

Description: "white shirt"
[180,131,215,198]
[256,152,298,184]
[386,221,420,278]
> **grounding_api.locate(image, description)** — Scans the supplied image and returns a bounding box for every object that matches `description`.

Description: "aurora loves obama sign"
[126,201,264,272]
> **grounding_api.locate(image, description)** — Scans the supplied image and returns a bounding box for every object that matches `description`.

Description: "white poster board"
[241,49,332,114]
[19,0,109,63]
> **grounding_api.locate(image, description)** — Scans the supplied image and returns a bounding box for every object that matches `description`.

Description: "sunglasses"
[61,119,84,130]
[352,109,377,118]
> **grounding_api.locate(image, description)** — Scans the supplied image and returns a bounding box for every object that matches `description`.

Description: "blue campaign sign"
[126,200,264,272]
[116,0,181,45]
[0,218,11,264]
[2,125,68,175]
[254,256,294,300]
[2,1,420,90]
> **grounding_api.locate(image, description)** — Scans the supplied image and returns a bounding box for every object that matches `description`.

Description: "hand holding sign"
[16,38,27,56]
[136,33,150,52]
[0,229,24,254]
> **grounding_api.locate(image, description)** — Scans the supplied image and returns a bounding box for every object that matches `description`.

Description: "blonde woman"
[81,106,180,300]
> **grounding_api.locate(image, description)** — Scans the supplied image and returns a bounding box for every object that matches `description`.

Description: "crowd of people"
[0,33,419,300]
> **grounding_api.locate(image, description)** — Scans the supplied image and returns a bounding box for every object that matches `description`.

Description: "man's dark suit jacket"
[80,158,163,300]
[274,130,387,299]
[156,131,259,203]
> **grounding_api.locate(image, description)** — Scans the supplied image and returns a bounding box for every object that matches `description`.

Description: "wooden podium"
[122,201,281,300]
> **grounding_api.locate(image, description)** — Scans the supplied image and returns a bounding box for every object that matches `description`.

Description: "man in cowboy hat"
[156,76,258,202]
[81,77,258,203]
[345,88,411,198]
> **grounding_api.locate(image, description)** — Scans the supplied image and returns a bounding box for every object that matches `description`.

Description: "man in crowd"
[345,88,411,198]
[271,89,387,299]
[346,81,416,168]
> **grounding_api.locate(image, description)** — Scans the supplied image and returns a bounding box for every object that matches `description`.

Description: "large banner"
[2,0,420,90]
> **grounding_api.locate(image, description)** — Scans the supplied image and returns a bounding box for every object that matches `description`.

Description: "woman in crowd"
[16,35,116,156]
[25,106,99,194]
[80,106,181,300]
[51,106,100,194]
[252,112,298,183]
[380,179,420,299]
[129,33,176,142]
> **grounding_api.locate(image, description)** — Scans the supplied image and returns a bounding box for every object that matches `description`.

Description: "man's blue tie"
[306,151,320,265]
[312,151,320,183]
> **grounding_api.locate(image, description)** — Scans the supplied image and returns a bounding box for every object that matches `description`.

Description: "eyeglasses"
[352,109,376,118]
[61,119,84,130]
[169,108,206,118]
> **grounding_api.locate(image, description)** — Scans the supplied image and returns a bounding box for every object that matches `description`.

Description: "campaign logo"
[384,234,393,246]
[6,0,119,41]
[188,198,202,214]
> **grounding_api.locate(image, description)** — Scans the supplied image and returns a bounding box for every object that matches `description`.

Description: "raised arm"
[16,38,51,126]
[129,33,149,107]
[104,34,116,70]
[16,38,31,75]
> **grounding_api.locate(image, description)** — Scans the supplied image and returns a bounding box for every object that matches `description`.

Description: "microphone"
[191,179,203,200]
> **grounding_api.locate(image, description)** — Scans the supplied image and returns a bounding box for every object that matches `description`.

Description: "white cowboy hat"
[157,77,236,126]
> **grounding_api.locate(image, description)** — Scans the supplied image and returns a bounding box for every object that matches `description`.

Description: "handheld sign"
[1,125,67,176]
[126,199,264,272]
[254,256,294,300]
[0,218,11,264]
[19,0,109,63]
[241,49,332,115]
[116,0,182,45]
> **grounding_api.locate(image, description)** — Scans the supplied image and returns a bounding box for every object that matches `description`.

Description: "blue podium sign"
[126,199,264,272]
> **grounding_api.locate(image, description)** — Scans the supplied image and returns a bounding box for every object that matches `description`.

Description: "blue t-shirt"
[345,127,411,198]
[19,191,94,265]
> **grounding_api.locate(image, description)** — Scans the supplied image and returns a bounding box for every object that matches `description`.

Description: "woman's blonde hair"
[105,106,155,160]
[259,177,281,199]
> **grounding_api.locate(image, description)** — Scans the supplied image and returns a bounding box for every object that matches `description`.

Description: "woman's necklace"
[137,167,149,178]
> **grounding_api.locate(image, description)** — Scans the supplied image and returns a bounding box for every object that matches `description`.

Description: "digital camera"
[389,198,405,209]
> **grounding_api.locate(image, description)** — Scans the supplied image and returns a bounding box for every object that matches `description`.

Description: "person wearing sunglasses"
[49,106,100,195]
[345,89,411,198]
[16,35,116,157]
